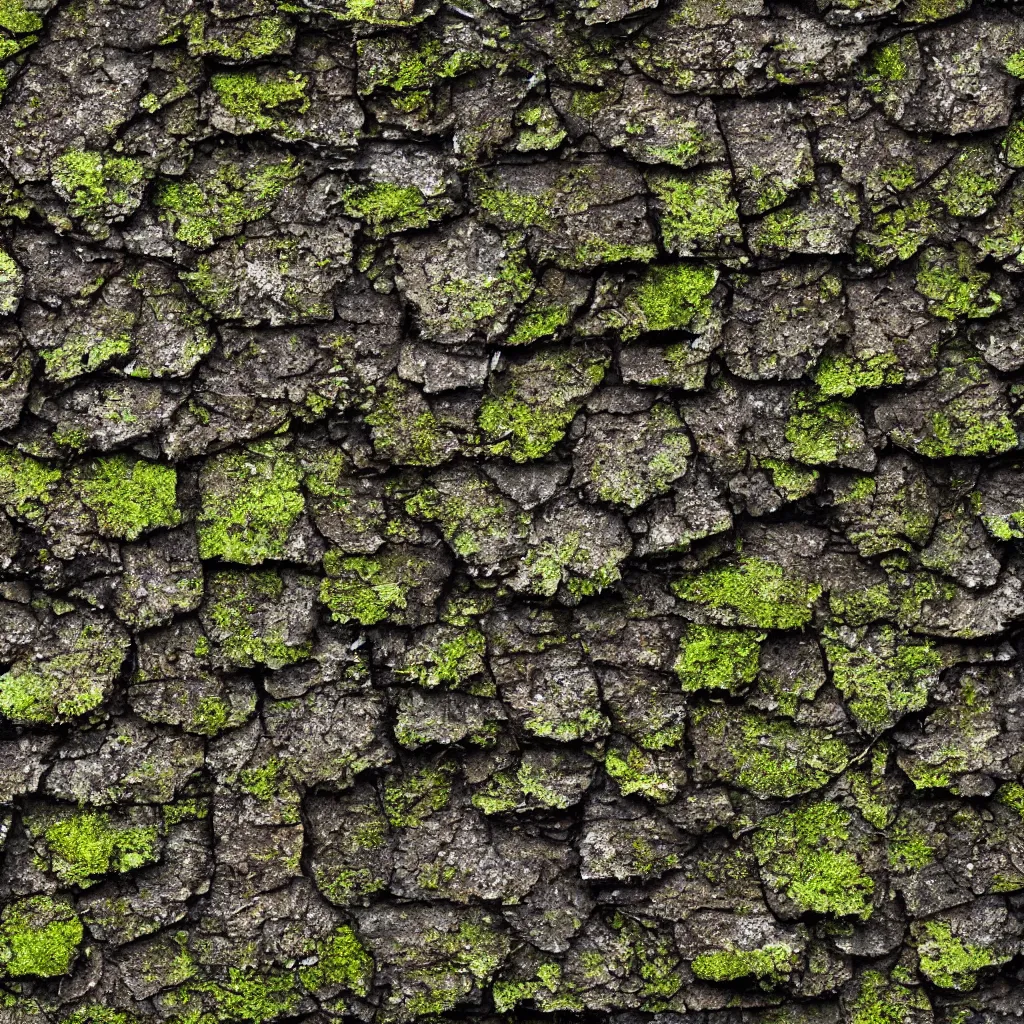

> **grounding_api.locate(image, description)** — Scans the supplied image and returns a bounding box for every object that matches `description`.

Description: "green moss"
[238,758,283,802]
[438,239,534,334]
[357,35,487,95]
[848,744,896,829]
[857,198,937,267]
[0,896,83,978]
[383,764,454,828]
[823,626,941,732]
[753,802,874,918]
[812,352,903,398]
[298,926,373,996]
[604,745,677,804]
[478,396,576,462]
[515,104,566,152]
[0,0,43,32]
[700,706,851,797]
[197,445,305,564]
[155,157,299,248]
[320,549,427,625]
[194,968,301,1023]
[478,348,608,462]
[915,919,1002,990]
[405,478,526,558]
[0,623,127,725]
[517,528,624,602]
[398,630,486,692]
[1004,119,1024,168]
[850,970,932,1024]
[61,1008,140,1024]
[691,945,799,986]
[571,237,658,266]
[476,181,556,230]
[42,326,133,382]
[364,377,455,467]
[932,145,1007,218]
[342,182,436,236]
[616,262,717,340]
[786,394,864,465]
[869,39,907,81]
[206,570,314,669]
[0,446,61,523]
[210,70,309,133]
[674,624,764,693]
[915,244,1001,320]
[73,455,180,540]
[997,781,1024,818]
[507,302,571,345]
[672,556,822,629]
[40,810,159,887]
[914,408,1018,459]
[887,817,936,872]
[1006,49,1024,78]
[51,149,145,219]
[650,169,740,253]
[185,13,292,60]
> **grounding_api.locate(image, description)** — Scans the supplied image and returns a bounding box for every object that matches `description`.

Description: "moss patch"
[0,896,83,978]
[753,802,874,918]
[73,455,180,541]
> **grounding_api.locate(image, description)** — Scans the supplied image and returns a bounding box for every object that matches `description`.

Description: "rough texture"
[0,1,1024,1024]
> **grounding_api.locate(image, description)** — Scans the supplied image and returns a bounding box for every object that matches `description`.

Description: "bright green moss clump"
[914,919,1004,990]
[397,629,487,689]
[812,352,904,398]
[197,444,305,564]
[691,945,799,985]
[184,13,293,60]
[753,802,875,918]
[696,706,851,797]
[0,446,61,523]
[0,896,83,978]
[823,626,942,732]
[617,263,718,340]
[211,70,309,133]
[383,764,454,828]
[52,150,145,219]
[478,348,608,462]
[155,157,300,248]
[298,926,373,996]
[850,970,933,1024]
[672,556,822,629]
[674,624,764,693]
[786,395,864,465]
[40,810,159,887]
[0,0,44,33]
[320,549,426,625]
[650,169,741,253]
[73,456,180,540]
[206,570,315,668]
[603,744,679,804]
[915,244,1001,320]
[342,182,435,236]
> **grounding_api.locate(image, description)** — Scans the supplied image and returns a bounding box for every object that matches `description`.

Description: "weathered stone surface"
[0,1,1023,1021]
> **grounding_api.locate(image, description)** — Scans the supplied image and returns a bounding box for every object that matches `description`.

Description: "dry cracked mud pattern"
[4,0,1024,1022]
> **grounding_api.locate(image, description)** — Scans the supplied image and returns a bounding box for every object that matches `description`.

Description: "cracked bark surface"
[1,0,1024,1023]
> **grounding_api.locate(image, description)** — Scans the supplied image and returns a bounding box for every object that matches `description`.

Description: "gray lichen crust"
[0,1,1023,1023]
